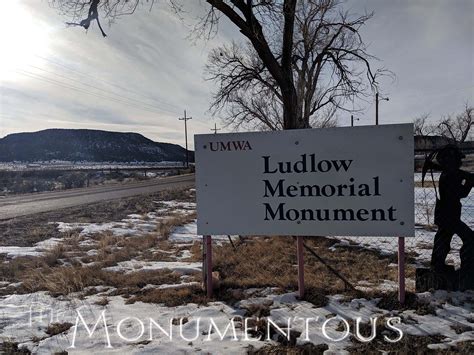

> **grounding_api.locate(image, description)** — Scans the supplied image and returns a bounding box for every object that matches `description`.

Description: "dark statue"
[417,145,474,291]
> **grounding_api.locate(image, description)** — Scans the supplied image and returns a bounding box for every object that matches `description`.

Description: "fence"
[327,171,470,294]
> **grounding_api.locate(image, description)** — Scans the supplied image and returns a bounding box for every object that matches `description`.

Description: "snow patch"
[103,260,202,274]
[0,238,63,259]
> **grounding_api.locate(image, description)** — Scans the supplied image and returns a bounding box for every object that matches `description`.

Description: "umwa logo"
[209,140,253,152]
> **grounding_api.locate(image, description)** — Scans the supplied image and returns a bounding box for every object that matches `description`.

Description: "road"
[0,174,195,220]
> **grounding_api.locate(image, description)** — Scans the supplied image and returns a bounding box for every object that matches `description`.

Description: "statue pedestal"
[416,267,473,292]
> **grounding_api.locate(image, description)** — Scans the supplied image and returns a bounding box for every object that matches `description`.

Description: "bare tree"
[51,0,134,37]
[413,113,433,137]
[51,0,386,130]
[435,103,473,142]
[205,1,386,130]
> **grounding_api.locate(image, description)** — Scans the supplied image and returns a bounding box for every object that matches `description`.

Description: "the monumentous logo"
[65,311,403,349]
[17,303,404,349]
[209,141,253,152]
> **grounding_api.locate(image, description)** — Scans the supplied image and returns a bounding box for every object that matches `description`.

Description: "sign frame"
[195,124,414,238]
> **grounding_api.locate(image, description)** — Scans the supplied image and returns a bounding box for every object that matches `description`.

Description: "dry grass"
[347,332,464,354]
[45,322,73,336]
[94,297,109,306]
[374,291,437,315]
[4,230,405,307]
[213,236,401,300]
[156,188,195,202]
[0,255,45,283]
[185,241,203,262]
[74,213,196,269]
[95,232,117,251]
[0,341,31,354]
[242,303,271,317]
[42,244,67,267]
[20,266,105,296]
[2,209,196,299]
[126,285,207,307]
[214,237,298,289]
[248,343,329,355]
[155,213,196,239]
[0,221,61,247]
[103,269,181,296]
[18,261,183,297]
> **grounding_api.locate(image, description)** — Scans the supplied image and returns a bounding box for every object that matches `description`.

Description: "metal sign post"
[398,236,406,304]
[203,235,213,298]
[202,236,207,294]
[297,236,305,298]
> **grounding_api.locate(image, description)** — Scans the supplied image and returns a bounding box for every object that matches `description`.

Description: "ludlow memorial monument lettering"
[261,154,397,223]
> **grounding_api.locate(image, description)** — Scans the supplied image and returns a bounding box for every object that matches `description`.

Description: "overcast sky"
[0,0,473,148]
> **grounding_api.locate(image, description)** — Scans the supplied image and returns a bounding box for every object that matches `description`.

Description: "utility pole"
[375,92,389,125]
[351,115,359,127]
[376,91,402,304]
[211,123,221,134]
[178,110,192,168]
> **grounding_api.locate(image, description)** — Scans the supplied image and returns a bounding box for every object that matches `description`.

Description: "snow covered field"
[0,161,186,171]
[1,288,473,354]
[1,184,473,353]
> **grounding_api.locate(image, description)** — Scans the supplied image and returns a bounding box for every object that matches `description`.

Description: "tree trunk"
[283,85,305,130]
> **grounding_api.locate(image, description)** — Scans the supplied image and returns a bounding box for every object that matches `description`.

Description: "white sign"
[195,124,414,237]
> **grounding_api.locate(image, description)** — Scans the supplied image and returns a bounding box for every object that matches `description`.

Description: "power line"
[15,69,174,116]
[26,64,175,114]
[16,69,145,110]
[34,54,180,111]
[37,55,169,103]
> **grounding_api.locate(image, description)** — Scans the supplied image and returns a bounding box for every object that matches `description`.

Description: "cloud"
[1,1,235,146]
[1,0,473,143]
[346,0,473,125]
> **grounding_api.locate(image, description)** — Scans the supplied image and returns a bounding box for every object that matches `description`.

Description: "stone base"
[415,268,474,292]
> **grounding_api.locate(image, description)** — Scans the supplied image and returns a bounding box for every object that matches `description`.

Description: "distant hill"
[0,129,193,163]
